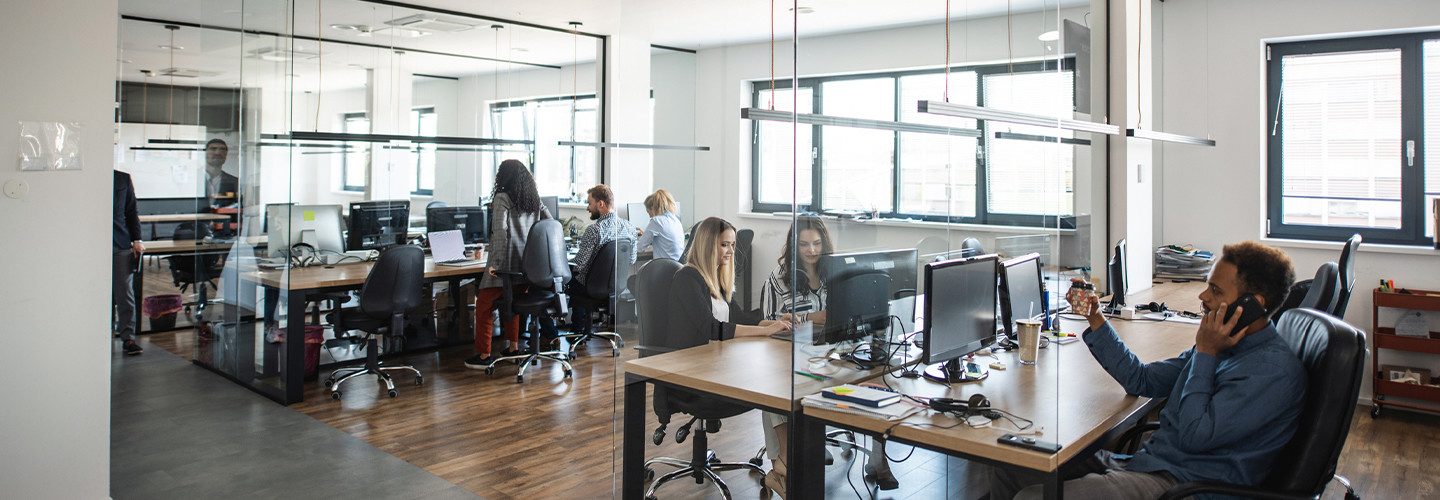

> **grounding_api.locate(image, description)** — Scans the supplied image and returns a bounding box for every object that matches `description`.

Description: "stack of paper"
[801,393,923,421]
[1154,245,1214,279]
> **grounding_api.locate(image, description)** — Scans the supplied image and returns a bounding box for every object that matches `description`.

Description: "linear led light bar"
[740,108,982,138]
[148,138,358,149]
[558,141,711,151]
[993,131,1092,146]
[264,132,533,146]
[917,101,1119,136]
[1125,128,1216,147]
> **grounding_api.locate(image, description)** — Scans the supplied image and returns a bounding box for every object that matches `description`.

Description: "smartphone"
[1222,294,1268,336]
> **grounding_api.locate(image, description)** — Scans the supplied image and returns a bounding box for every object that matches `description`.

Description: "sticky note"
[833,387,854,394]
[303,211,315,221]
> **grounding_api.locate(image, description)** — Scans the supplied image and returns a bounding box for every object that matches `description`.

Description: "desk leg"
[1042,470,1064,500]
[790,411,824,500]
[283,290,306,404]
[622,374,647,500]
[447,277,463,344]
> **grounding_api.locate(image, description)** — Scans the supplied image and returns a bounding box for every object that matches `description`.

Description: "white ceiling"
[117,0,1088,89]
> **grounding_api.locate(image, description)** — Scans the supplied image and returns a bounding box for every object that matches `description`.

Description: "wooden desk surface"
[142,239,234,254]
[139,213,231,223]
[246,257,488,290]
[805,281,1206,472]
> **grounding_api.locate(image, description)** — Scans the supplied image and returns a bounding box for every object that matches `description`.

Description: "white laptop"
[428,230,484,267]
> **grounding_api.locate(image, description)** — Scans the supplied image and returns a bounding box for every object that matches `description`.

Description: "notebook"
[428,230,484,267]
[819,384,901,408]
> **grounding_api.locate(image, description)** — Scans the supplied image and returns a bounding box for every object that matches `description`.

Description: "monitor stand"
[923,358,989,384]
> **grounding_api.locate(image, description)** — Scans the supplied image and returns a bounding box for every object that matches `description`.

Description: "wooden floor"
[139,290,1433,500]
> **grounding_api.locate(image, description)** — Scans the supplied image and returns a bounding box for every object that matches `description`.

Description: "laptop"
[428,230,484,267]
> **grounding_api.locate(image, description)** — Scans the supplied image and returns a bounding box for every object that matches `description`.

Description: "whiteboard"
[114,123,206,199]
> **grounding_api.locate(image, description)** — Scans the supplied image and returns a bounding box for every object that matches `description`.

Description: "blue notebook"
[819,384,901,408]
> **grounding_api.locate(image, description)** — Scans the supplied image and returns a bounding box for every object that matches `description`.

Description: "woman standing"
[634,189,685,261]
[464,159,551,369]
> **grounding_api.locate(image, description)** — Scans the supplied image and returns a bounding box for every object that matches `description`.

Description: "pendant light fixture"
[1122,0,1215,146]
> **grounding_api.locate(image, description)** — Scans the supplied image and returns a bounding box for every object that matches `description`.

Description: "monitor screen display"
[1000,252,1045,338]
[348,200,410,251]
[265,203,346,257]
[427,206,487,245]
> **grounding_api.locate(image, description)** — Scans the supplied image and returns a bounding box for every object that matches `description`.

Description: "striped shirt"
[572,212,637,285]
[759,264,827,320]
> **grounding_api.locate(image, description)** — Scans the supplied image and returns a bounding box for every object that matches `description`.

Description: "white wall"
[690,8,1091,303]
[1158,0,1440,404]
[0,0,115,498]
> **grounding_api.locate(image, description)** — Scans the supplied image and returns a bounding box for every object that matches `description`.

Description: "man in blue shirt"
[993,241,1306,500]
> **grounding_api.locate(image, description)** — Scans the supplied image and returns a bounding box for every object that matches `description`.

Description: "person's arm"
[671,267,734,341]
[760,272,780,321]
[625,221,638,264]
[1083,322,1188,398]
[124,175,143,257]
[635,218,657,251]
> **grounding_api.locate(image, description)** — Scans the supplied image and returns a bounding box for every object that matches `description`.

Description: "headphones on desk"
[928,393,991,416]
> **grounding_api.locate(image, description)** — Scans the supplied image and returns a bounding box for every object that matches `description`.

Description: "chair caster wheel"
[564,369,573,378]
[414,376,423,386]
[1372,404,1381,418]
[749,457,763,467]
[324,379,333,388]
[331,391,342,401]
[388,389,398,398]
[644,467,655,482]
[516,375,524,383]
[531,359,539,366]
[484,366,495,375]
[612,348,620,357]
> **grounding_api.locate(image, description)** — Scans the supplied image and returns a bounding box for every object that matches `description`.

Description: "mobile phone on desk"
[1223,294,1268,336]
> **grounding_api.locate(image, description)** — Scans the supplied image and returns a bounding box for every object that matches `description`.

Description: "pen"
[795,370,828,381]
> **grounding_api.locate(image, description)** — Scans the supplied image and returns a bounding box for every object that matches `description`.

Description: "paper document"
[802,393,922,421]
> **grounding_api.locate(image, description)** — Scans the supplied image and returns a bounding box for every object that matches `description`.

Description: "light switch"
[3,179,28,200]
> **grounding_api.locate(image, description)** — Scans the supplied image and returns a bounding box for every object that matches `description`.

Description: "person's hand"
[765,320,793,335]
[776,313,794,323]
[1066,279,1104,330]
[1196,301,1245,356]
[131,241,145,258]
[488,267,499,277]
[636,228,644,236]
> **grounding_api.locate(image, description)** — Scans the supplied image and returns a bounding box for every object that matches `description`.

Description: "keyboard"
[437,258,484,267]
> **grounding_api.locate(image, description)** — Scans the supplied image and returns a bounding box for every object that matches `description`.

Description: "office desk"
[138,213,230,239]
[800,282,1204,499]
[622,336,919,499]
[135,237,269,334]
[225,258,488,405]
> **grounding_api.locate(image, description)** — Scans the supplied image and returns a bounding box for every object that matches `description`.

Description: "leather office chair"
[426,200,448,210]
[1155,308,1365,500]
[167,222,225,321]
[483,218,575,383]
[324,245,425,400]
[961,237,985,256]
[1333,234,1361,318]
[734,228,755,312]
[563,238,632,358]
[635,258,765,499]
[1271,262,1340,321]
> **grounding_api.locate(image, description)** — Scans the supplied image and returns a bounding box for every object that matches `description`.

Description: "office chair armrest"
[1113,422,1160,455]
[1159,481,1308,500]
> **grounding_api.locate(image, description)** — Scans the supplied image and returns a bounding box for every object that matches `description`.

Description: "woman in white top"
[634,189,684,261]
[760,216,834,324]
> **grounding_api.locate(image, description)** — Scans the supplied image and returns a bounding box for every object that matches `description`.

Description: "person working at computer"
[991,241,1305,500]
[668,217,793,496]
[760,216,833,324]
[113,170,145,356]
[204,139,238,208]
[633,188,684,261]
[565,184,638,343]
[464,159,553,369]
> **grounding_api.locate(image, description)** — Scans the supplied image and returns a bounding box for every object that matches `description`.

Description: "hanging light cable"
[166,24,178,140]
[315,0,323,131]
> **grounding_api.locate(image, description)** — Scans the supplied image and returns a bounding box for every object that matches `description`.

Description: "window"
[750,59,1075,227]
[341,112,368,192]
[411,107,436,196]
[1267,31,1440,245]
[489,94,599,202]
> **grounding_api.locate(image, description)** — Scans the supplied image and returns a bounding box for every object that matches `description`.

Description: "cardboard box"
[1381,364,1431,385]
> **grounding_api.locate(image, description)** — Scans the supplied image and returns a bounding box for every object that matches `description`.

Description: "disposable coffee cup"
[1017,320,1042,365]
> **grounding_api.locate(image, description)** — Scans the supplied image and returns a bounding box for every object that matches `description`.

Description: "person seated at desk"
[634,188,684,261]
[565,184,638,341]
[992,241,1306,500]
[759,215,832,324]
[668,217,793,496]
[464,159,553,369]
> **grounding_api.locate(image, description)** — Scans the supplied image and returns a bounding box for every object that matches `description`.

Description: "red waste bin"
[303,325,325,380]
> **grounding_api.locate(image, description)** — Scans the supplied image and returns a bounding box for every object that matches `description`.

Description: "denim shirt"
[1083,321,1306,490]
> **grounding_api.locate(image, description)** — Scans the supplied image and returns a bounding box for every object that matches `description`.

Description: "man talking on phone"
[992,241,1305,500]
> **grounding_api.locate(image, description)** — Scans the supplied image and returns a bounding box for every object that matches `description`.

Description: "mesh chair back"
[1333,234,1361,316]
[1266,309,1366,494]
[521,218,571,290]
[357,245,425,321]
[635,258,682,357]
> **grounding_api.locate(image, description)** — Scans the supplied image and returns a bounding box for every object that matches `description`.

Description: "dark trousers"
[112,248,137,342]
[565,280,594,336]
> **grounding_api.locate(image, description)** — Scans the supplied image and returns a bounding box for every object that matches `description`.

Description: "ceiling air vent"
[156,67,221,78]
[383,14,476,33]
[248,46,324,62]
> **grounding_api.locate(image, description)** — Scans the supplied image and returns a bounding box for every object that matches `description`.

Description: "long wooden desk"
[622,281,1206,499]
[219,257,488,405]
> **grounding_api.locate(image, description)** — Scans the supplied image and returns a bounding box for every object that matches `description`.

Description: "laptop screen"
[428,230,466,262]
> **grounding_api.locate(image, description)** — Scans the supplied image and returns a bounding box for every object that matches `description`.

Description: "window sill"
[736,212,1076,235]
[1262,237,1440,256]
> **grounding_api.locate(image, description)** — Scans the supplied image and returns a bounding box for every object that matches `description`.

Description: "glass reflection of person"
[760,216,833,325]
[203,139,238,208]
[668,217,793,497]
[634,189,684,261]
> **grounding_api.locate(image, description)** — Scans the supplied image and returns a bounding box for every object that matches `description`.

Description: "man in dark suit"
[114,170,144,355]
[204,139,238,208]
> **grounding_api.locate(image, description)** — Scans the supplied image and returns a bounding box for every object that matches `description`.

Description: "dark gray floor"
[111,339,481,500]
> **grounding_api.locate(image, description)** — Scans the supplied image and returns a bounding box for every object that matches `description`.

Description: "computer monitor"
[816,248,920,350]
[541,196,560,219]
[265,204,346,258]
[1105,238,1128,313]
[1000,253,1047,337]
[347,200,411,251]
[922,254,999,383]
[427,205,488,245]
[627,202,650,230]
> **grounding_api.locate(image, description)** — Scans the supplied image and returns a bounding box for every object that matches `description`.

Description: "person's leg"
[113,248,138,343]
[497,285,523,353]
[566,280,592,336]
[761,412,789,497]
[1010,451,1177,500]
[990,450,1110,500]
[472,287,502,357]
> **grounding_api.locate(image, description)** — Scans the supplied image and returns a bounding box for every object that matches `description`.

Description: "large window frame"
[1266,31,1437,246]
[749,58,1076,228]
[411,106,436,196]
[340,111,368,192]
[489,93,599,202]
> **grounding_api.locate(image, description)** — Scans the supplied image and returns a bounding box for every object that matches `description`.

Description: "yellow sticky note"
[833,387,854,394]
[303,211,315,221]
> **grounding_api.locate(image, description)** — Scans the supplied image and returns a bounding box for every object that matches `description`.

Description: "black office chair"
[426,200,448,210]
[1155,308,1365,500]
[563,238,632,358]
[1333,234,1362,318]
[677,221,700,265]
[635,258,765,498]
[167,222,225,321]
[324,245,425,400]
[484,218,574,383]
[735,228,755,312]
[961,237,985,256]
[1272,262,1341,321]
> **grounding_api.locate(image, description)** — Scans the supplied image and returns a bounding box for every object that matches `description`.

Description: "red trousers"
[474,286,522,356]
